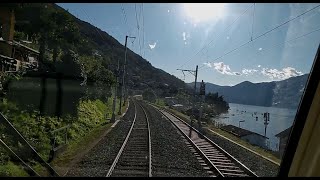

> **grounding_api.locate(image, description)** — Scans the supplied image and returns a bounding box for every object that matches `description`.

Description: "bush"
[0,161,29,177]
[0,97,111,176]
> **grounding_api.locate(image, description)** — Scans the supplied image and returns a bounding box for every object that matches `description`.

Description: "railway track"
[106,100,152,177]
[150,104,258,177]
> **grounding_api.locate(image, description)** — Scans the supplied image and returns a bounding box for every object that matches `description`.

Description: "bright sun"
[183,3,226,23]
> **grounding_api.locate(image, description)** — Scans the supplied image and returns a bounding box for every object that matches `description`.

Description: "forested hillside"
[12,3,186,97]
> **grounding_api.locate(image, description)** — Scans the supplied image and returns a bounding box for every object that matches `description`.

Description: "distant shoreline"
[228,102,296,111]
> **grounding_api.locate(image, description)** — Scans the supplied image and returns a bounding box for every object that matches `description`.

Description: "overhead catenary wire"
[120,3,130,35]
[199,4,320,69]
[134,3,142,56]
[135,4,140,30]
[142,3,145,58]
[179,3,254,69]
[200,27,320,71]
[139,3,143,56]
[250,3,255,41]
[81,8,107,42]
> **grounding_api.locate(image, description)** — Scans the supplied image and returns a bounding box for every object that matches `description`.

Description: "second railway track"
[149,103,258,177]
[106,100,152,177]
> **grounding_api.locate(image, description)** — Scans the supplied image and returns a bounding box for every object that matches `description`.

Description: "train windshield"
[0,3,319,177]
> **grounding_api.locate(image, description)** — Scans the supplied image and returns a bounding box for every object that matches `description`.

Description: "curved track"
[106,100,152,177]
[150,104,258,177]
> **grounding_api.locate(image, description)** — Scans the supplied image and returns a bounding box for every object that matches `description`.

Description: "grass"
[164,107,281,165]
[104,97,128,120]
[115,98,129,118]
[51,123,112,170]
[0,161,29,177]
[51,99,129,176]
[0,96,129,177]
[31,161,50,177]
[155,98,166,107]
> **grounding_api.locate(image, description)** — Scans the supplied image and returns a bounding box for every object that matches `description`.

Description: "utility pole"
[199,80,205,131]
[110,58,121,123]
[119,35,136,115]
[264,112,270,137]
[177,65,198,127]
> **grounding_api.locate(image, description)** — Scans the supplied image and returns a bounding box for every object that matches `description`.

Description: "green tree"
[42,8,80,63]
[205,92,229,114]
[77,55,115,100]
[205,92,219,104]
[13,31,26,40]
[56,50,82,76]
[142,89,156,103]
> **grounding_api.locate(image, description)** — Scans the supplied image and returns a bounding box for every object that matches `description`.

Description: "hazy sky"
[58,3,320,86]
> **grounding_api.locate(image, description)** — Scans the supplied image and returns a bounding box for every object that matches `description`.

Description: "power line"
[134,3,142,56]
[120,3,130,35]
[135,4,140,30]
[179,3,254,69]
[219,27,236,59]
[255,27,320,61]
[139,4,143,56]
[81,8,106,43]
[250,3,255,41]
[142,3,145,58]
[200,27,320,70]
[253,4,320,41]
[199,4,320,69]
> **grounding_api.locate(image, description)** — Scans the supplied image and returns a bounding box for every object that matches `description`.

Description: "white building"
[172,104,184,111]
[133,95,143,100]
[221,125,269,149]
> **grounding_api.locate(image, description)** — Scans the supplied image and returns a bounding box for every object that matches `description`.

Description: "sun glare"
[183,3,226,23]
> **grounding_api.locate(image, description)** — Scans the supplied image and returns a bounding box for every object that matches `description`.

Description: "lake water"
[211,103,297,151]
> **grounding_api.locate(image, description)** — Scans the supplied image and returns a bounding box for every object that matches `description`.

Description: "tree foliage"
[142,89,156,103]
[12,3,188,98]
[205,92,229,113]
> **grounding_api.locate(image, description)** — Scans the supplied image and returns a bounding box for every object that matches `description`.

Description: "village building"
[275,126,292,158]
[221,124,269,149]
[0,7,39,73]
[164,96,177,106]
[133,94,143,100]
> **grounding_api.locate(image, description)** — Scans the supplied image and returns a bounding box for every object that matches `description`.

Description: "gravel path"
[141,102,208,177]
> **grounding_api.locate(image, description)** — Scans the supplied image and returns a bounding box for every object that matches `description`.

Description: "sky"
[57,3,320,86]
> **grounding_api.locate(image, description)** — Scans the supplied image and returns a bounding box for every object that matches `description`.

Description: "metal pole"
[119,36,135,113]
[192,65,198,123]
[198,80,206,132]
[0,139,41,177]
[118,36,128,115]
[264,112,269,137]
[111,57,120,123]
[122,36,129,107]
[0,113,60,176]
[198,94,204,129]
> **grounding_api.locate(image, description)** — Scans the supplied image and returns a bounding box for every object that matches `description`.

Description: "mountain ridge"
[188,74,309,109]
[13,3,187,97]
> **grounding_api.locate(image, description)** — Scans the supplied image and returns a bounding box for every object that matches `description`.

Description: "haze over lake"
[212,103,296,151]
